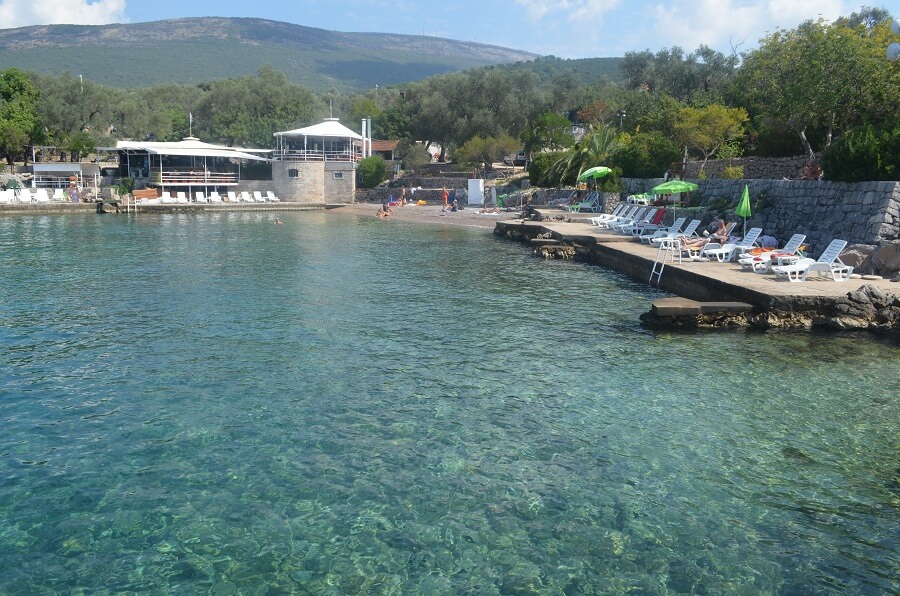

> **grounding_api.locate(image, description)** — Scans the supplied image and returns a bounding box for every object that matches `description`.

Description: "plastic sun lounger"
[266,191,280,202]
[616,208,658,234]
[771,239,853,282]
[738,234,806,272]
[592,204,636,227]
[641,217,686,243]
[651,219,702,247]
[698,224,755,262]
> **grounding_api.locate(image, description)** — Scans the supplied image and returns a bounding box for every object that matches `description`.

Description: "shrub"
[722,165,744,179]
[596,167,622,193]
[822,124,900,182]
[357,155,387,188]
[610,132,681,179]
[527,151,567,187]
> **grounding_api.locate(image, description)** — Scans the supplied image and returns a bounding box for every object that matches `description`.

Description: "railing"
[149,170,239,185]
[273,149,361,162]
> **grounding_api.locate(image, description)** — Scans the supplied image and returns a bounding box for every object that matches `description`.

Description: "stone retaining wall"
[683,155,814,180]
[621,178,900,255]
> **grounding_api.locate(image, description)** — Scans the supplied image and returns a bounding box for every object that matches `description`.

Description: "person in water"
[274,218,283,225]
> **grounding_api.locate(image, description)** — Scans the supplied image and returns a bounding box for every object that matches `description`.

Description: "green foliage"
[522,111,575,154]
[193,66,324,147]
[610,132,680,178]
[732,18,894,159]
[722,165,745,179]
[674,104,748,172]
[454,133,519,168]
[527,151,567,187]
[116,177,134,196]
[0,68,39,161]
[0,120,28,164]
[596,167,623,192]
[822,124,900,182]
[396,140,431,171]
[61,130,95,161]
[544,125,621,186]
[357,155,387,188]
[620,45,738,103]
[717,139,744,160]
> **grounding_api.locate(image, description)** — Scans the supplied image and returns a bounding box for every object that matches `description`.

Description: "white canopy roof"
[274,118,362,140]
[33,163,101,175]
[116,138,269,161]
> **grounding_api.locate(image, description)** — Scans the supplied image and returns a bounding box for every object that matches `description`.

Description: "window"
[333,171,344,180]
[288,169,298,178]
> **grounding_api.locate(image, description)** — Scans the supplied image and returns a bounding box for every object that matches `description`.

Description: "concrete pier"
[495,215,900,333]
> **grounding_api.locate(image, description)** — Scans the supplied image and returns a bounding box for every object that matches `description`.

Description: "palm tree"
[543,124,620,186]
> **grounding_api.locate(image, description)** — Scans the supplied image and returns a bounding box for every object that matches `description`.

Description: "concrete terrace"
[495,209,900,331]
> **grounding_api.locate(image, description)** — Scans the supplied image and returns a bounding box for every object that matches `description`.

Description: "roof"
[274,118,363,140]
[32,163,101,175]
[371,139,399,152]
[116,137,269,161]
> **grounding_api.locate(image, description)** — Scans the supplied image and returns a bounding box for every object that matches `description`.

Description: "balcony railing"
[273,149,361,162]
[148,170,239,186]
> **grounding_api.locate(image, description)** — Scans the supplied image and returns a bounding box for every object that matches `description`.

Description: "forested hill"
[0,17,539,91]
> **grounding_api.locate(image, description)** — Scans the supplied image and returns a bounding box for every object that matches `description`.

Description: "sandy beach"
[331,201,523,230]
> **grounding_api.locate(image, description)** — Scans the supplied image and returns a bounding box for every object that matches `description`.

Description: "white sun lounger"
[770,239,852,282]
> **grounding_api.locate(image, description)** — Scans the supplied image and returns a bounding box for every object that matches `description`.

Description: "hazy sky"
[0,0,871,58]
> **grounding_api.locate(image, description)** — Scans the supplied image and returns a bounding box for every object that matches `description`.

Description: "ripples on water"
[0,212,897,593]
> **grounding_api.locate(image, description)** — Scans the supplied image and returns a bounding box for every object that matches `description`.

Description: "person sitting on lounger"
[681,218,728,248]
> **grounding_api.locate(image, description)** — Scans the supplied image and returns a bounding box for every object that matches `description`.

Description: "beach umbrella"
[735,184,752,236]
[577,166,612,181]
[651,180,698,194]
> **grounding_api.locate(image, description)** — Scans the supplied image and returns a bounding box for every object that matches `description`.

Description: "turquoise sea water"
[0,211,897,594]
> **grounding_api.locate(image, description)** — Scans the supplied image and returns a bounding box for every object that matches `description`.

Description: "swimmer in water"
[274,218,283,225]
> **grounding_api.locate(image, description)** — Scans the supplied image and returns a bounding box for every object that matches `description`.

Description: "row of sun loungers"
[134,190,280,205]
[0,188,72,203]
[583,202,854,284]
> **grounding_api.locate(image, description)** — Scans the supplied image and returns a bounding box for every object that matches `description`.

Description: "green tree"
[61,130,96,161]
[396,139,431,171]
[544,125,620,186]
[357,155,387,188]
[0,121,28,164]
[194,66,323,146]
[674,104,747,174]
[522,111,574,155]
[822,124,900,182]
[454,133,519,169]
[611,132,681,178]
[0,68,39,163]
[733,18,891,159]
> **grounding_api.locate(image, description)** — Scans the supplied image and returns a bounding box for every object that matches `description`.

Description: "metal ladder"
[649,239,679,286]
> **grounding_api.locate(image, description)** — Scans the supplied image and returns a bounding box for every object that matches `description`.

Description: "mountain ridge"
[0,17,540,90]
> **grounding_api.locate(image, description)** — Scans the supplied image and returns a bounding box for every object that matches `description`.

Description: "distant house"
[370,139,399,161]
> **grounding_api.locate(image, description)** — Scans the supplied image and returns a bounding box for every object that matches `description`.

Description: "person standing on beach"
[441,186,449,211]
[400,186,407,206]
[68,182,80,203]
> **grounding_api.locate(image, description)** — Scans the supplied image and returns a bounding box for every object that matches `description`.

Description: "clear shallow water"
[0,212,897,594]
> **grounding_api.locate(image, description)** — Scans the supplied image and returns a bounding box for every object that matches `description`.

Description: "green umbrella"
[735,184,751,236]
[651,180,698,194]
[577,166,612,181]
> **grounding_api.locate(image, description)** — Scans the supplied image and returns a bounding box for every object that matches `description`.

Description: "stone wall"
[683,155,814,180]
[621,177,900,257]
[269,161,356,204]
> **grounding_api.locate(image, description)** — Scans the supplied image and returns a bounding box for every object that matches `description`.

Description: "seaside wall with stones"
[621,178,900,251]
[682,155,814,179]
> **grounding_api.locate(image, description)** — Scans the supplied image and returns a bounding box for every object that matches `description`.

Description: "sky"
[0,0,877,58]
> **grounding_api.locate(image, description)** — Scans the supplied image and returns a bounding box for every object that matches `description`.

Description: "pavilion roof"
[116,138,269,161]
[274,118,362,140]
